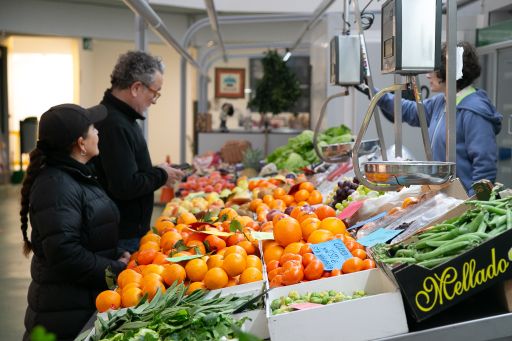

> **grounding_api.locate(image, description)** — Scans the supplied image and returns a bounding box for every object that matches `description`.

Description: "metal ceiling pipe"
[203,0,227,62]
[123,0,204,73]
[289,0,336,52]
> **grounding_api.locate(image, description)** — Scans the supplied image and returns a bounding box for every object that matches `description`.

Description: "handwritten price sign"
[310,239,353,271]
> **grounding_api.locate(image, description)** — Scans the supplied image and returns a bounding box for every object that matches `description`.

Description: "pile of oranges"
[249,181,324,223]
[262,204,375,288]
[95,208,264,312]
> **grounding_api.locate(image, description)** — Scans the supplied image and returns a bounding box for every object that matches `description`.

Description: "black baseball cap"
[38,104,107,150]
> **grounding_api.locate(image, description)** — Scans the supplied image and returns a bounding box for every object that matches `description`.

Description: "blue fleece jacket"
[377,89,502,194]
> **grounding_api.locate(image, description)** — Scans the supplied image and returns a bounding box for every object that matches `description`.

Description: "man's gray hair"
[110,50,165,89]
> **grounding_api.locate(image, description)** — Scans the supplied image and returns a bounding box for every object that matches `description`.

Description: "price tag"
[347,211,387,231]
[337,201,364,220]
[290,302,324,311]
[251,232,274,241]
[357,228,404,247]
[310,239,353,271]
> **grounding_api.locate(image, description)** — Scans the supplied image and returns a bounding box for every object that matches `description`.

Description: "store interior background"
[0,0,511,339]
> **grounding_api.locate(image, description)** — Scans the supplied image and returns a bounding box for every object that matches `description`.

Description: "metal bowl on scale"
[364,161,456,186]
[321,138,380,163]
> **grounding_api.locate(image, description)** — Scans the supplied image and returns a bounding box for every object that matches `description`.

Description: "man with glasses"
[94,50,183,252]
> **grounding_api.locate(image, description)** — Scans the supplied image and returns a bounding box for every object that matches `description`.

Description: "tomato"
[281,266,304,285]
[342,257,364,273]
[362,259,376,270]
[304,259,324,281]
[279,253,302,266]
[269,274,283,288]
[299,243,313,255]
[351,248,367,260]
[301,253,316,267]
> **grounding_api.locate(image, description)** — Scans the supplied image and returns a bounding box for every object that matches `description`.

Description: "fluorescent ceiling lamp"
[283,50,292,62]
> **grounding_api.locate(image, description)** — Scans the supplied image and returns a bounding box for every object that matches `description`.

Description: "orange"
[265,259,280,273]
[342,257,364,273]
[294,189,310,202]
[207,254,224,269]
[121,287,143,308]
[142,273,163,284]
[263,245,284,264]
[218,207,238,221]
[362,259,376,270]
[281,194,295,206]
[203,267,229,290]
[307,190,323,205]
[262,194,274,205]
[161,263,186,286]
[141,279,166,300]
[245,255,263,272]
[237,240,256,255]
[273,187,286,199]
[177,211,197,225]
[140,233,161,246]
[186,240,206,255]
[222,253,247,277]
[139,241,160,251]
[289,206,303,219]
[319,217,347,235]
[307,229,334,244]
[226,234,245,247]
[154,216,176,235]
[272,213,287,226]
[249,198,263,211]
[185,258,208,282]
[141,264,164,277]
[121,282,141,293]
[296,210,318,224]
[187,281,206,295]
[224,245,248,258]
[283,241,305,255]
[270,199,286,211]
[239,267,263,284]
[95,290,121,312]
[226,277,238,287]
[300,217,321,240]
[299,181,315,192]
[314,205,336,220]
[117,269,143,288]
[137,249,157,265]
[273,217,302,247]
[152,252,170,265]
[255,203,270,215]
[160,231,183,251]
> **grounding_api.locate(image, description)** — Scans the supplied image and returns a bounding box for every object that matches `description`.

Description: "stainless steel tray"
[321,138,380,162]
[364,161,456,186]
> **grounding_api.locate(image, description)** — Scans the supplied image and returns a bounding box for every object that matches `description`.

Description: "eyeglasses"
[141,82,161,101]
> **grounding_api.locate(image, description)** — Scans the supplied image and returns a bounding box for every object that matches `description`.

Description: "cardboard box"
[266,269,408,341]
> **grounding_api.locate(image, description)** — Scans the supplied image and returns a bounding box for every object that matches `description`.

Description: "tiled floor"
[0,184,163,339]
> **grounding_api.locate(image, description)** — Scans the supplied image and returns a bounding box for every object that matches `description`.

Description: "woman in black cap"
[20,104,130,340]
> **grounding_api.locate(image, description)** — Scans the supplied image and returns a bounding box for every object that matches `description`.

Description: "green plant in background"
[242,148,264,172]
[248,50,301,118]
[30,326,56,341]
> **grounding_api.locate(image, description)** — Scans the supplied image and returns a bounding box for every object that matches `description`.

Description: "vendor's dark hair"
[110,51,165,89]
[20,129,88,256]
[437,41,481,91]
[19,149,45,256]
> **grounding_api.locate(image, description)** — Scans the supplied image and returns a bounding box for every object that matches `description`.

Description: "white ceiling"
[149,0,383,14]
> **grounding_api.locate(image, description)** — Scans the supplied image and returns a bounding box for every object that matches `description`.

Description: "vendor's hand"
[157,163,184,186]
[117,251,131,265]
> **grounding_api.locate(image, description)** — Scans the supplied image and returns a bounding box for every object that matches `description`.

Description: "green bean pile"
[372,196,512,269]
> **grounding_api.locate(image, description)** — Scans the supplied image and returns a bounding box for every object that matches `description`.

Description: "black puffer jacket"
[24,155,126,341]
[94,90,167,239]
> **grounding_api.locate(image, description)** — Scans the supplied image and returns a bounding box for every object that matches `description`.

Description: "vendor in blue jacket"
[377,41,502,194]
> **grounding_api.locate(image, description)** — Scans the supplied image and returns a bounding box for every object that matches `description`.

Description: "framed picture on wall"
[215,68,245,98]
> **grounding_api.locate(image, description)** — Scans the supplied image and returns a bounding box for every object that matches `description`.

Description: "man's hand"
[157,163,185,187]
[117,251,131,265]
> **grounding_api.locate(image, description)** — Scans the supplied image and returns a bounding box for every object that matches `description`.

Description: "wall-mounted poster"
[215,68,245,98]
